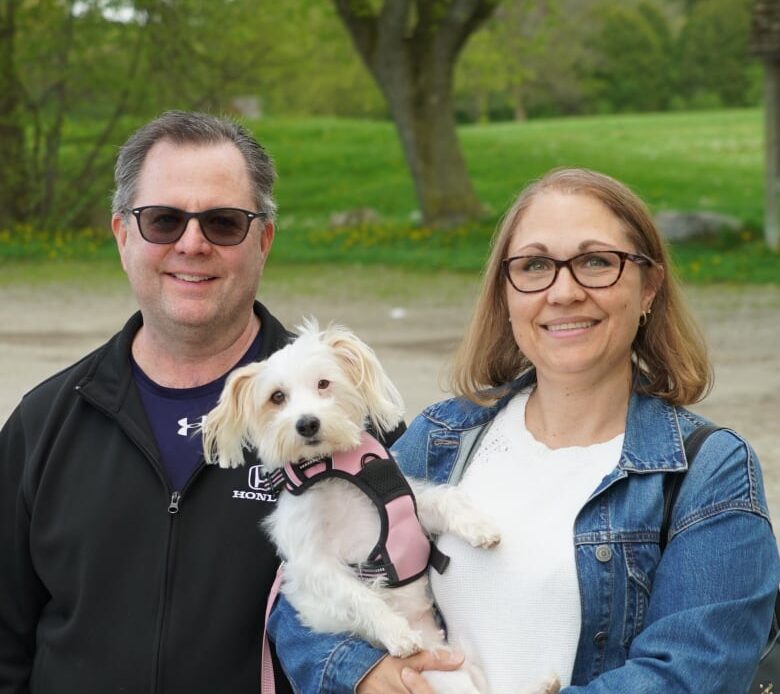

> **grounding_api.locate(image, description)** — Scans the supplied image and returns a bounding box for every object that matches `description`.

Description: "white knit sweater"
[430,391,623,692]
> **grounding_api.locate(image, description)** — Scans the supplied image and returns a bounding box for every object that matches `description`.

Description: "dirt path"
[2,270,778,526]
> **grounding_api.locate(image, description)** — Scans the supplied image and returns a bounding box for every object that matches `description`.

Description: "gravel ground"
[2,272,778,533]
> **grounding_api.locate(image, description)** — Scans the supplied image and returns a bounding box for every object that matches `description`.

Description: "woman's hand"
[357,649,464,693]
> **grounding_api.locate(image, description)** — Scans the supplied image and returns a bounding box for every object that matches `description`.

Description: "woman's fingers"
[357,650,464,694]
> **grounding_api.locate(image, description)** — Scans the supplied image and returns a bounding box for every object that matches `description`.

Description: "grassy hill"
[2,108,776,283]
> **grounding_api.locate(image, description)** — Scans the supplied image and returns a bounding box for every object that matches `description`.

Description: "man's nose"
[175,217,212,253]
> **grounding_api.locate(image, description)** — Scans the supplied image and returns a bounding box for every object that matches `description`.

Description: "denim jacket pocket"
[621,538,661,647]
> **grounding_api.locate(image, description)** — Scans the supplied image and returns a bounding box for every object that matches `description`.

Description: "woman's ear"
[642,263,665,312]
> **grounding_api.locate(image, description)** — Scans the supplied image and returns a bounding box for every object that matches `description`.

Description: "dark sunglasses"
[130,206,268,246]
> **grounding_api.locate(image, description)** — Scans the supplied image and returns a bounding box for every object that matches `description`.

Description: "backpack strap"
[660,424,722,551]
[661,424,780,662]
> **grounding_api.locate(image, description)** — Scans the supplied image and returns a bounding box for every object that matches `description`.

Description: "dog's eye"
[317,379,330,390]
[270,390,286,405]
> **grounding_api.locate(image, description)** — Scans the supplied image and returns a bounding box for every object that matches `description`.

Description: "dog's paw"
[523,675,560,694]
[214,457,242,469]
[453,513,502,549]
[380,623,425,658]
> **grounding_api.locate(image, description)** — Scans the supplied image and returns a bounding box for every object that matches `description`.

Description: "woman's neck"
[524,365,632,449]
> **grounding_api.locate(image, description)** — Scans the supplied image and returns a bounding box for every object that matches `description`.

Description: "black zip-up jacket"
[0,302,295,694]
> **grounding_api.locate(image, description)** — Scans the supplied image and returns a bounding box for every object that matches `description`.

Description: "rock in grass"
[655,211,741,242]
[329,208,381,228]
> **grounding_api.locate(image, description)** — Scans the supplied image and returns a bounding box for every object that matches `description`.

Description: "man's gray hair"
[112,111,277,218]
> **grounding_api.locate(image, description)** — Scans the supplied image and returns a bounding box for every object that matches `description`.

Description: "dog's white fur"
[202,320,560,694]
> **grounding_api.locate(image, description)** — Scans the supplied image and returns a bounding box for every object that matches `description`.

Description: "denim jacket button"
[594,631,608,646]
[595,544,612,562]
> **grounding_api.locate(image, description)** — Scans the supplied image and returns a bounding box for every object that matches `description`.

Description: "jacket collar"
[620,390,686,473]
[423,371,687,475]
[76,301,291,453]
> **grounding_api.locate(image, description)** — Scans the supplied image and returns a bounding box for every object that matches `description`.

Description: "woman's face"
[504,191,658,386]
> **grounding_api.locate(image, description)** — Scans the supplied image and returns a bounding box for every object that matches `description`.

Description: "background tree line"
[0,0,761,230]
[456,0,759,122]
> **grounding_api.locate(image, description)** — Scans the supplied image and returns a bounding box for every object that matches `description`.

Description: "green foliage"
[676,0,756,108]
[0,224,115,261]
[456,0,761,120]
[247,2,384,118]
[588,2,674,113]
[5,0,386,232]
[455,1,562,122]
[2,109,777,283]
[4,0,768,234]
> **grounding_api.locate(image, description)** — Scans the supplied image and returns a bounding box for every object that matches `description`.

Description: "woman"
[268,168,779,693]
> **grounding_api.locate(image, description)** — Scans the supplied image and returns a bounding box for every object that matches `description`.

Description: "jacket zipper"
[76,384,209,693]
[153,463,207,693]
[75,386,181,691]
[168,491,181,514]
[154,489,179,693]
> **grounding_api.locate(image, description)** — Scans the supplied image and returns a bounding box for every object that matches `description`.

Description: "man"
[0,110,462,694]
[0,111,294,693]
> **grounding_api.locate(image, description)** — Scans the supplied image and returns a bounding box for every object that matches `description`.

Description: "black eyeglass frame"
[129,205,268,246]
[502,250,655,293]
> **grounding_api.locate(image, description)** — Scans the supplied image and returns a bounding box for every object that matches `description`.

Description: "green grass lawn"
[257,109,763,224]
[2,108,777,283]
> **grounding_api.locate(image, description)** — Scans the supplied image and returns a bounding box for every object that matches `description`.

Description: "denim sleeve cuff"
[320,637,386,693]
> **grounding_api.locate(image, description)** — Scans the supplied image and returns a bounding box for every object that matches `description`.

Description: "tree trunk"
[764,58,780,251]
[0,0,28,226]
[377,47,483,225]
[513,84,527,121]
[333,0,496,227]
[37,9,74,228]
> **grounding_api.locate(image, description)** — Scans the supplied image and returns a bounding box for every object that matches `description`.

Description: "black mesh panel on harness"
[266,432,449,587]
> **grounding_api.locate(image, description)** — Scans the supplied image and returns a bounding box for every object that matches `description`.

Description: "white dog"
[202,320,560,694]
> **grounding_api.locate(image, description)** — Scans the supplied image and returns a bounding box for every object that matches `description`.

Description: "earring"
[639,308,652,327]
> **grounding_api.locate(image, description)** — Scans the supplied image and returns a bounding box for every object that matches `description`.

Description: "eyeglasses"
[502,250,653,293]
[130,206,267,246]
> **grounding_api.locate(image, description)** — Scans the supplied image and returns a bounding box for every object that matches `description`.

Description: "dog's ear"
[201,362,263,468]
[321,326,405,433]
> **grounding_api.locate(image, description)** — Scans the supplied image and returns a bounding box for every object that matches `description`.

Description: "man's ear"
[259,220,274,258]
[111,213,129,271]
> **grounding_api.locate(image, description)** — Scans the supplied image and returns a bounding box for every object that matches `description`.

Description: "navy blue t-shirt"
[132,330,263,491]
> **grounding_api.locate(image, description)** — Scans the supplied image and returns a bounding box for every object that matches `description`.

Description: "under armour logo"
[177,416,207,437]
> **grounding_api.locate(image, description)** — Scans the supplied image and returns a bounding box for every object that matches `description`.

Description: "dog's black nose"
[296,415,320,438]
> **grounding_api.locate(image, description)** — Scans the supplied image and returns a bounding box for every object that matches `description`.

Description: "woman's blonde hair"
[450,168,712,406]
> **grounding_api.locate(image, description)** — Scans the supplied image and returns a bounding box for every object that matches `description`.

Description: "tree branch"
[60,24,146,227]
[434,0,500,60]
[331,0,379,65]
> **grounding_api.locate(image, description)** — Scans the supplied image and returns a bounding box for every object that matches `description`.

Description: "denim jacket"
[268,375,780,693]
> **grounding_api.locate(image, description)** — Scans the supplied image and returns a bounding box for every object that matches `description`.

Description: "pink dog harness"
[267,431,449,587]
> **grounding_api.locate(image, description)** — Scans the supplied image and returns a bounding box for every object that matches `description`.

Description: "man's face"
[111,140,274,344]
